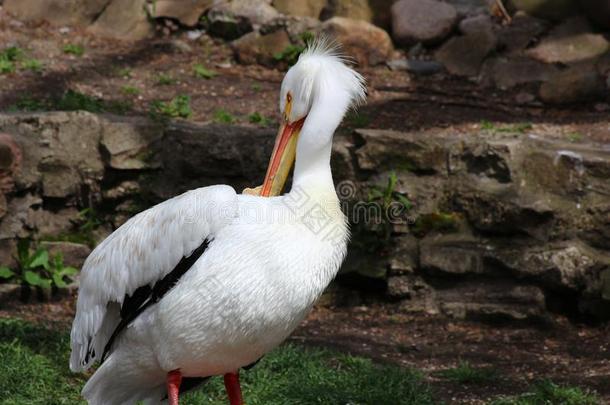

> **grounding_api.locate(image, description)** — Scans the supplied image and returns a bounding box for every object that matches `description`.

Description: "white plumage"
[70,39,366,405]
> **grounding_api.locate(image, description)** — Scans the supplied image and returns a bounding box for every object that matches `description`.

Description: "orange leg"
[167,369,182,405]
[223,371,244,405]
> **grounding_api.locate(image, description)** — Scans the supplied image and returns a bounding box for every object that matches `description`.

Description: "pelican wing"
[70,185,238,371]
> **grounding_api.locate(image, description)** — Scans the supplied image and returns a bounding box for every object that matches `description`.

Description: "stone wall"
[0,111,608,322]
[340,128,610,323]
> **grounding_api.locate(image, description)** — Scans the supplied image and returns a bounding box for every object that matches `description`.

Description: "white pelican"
[69,40,366,405]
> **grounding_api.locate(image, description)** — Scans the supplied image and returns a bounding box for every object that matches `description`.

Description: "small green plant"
[117,67,132,78]
[0,265,14,281]
[40,208,102,248]
[437,361,497,385]
[273,32,314,66]
[76,208,102,246]
[480,121,533,134]
[213,108,235,124]
[56,90,104,112]
[0,58,15,74]
[274,44,305,66]
[567,131,583,143]
[21,58,43,72]
[105,99,133,115]
[248,112,271,126]
[8,96,48,111]
[62,44,84,56]
[367,172,412,213]
[0,46,23,74]
[150,95,192,120]
[251,82,262,92]
[33,90,132,114]
[121,85,140,95]
[4,240,78,289]
[1,46,23,61]
[193,63,217,79]
[351,172,412,254]
[480,120,496,131]
[156,73,176,85]
[490,380,600,405]
[300,31,314,44]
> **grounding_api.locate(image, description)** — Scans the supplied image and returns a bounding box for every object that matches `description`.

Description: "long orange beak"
[260,117,305,197]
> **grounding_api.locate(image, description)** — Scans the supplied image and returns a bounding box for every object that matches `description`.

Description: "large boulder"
[208,0,280,39]
[0,133,22,196]
[0,112,105,198]
[391,0,458,46]
[3,0,110,26]
[435,14,496,76]
[509,0,578,21]
[149,0,214,26]
[320,0,373,22]
[539,65,606,104]
[231,29,292,66]
[354,129,448,174]
[88,0,153,40]
[486,57,557,89]
[318,17,394,66]
[527,17,609,64]
[100,117,164,170]
[261,15,321,44]
[445,0,489,16]
[273,0,326,18]
[220,0,280,26]
[497,12,549,54]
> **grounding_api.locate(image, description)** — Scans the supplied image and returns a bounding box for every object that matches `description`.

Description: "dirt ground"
[1,10,610,405]
[1,12,610,145]
[1,295,608,404]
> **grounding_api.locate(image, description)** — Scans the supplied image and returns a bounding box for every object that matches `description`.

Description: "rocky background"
[2,0,609,103]
[0,0,609,324]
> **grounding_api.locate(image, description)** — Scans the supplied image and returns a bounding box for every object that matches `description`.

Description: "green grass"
[480,121,533,134]
[273,32,314,66]
[0,319,86,404]
[0,47,44,74]
[121,85,140,95]
[116,67,132,78]
[0,58,15,74]
[62,44,84,56]
[0,46,23,74]
[437,361,497,385]
[566,132,583,143]
[213,108,235,124]
[21,58,43,72]
[156,73,177,85]
[248,112,271,126]
[0,318,435,405]
[150,95,192,120]
[7,96,48,112]
[490,380,600,405]
[193,63,217,79]
[7,90,132,115]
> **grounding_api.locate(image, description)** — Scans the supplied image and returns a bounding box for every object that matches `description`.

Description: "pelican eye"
[284,92,293,122]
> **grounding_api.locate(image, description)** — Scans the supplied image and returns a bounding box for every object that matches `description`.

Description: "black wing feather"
[100,240,209,363]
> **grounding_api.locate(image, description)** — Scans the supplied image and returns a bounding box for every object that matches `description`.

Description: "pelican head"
[260,39,366,197]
